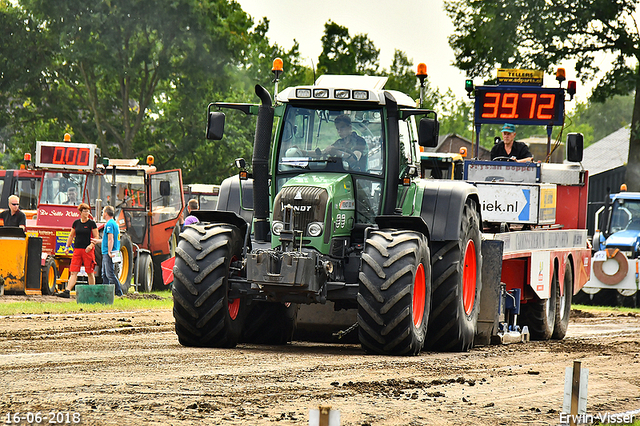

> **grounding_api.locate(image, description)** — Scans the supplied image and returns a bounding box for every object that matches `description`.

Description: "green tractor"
[172,66,486,355]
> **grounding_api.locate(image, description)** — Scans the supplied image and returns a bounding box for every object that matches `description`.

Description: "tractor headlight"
[307,222,323,237]
[272,221,284,236]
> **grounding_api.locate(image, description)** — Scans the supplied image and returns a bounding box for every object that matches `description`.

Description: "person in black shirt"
[325,114,368,171]
[0,195,26,229]
[56,203,98,298]
[490,123,533,163]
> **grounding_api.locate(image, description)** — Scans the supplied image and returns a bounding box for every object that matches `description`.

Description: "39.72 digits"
[481,91,556,120]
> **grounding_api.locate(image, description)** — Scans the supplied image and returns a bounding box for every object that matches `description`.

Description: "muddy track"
[0,303,638,425]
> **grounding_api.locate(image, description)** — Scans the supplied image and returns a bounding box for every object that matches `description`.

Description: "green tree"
[445,0,640,189]
[317,21,379,75]
[569,94,633,145]
[383,50,439,107]
[438,90,474,140]
[3,0,253,161]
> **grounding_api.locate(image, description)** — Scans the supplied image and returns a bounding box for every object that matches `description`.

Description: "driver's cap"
[501,123,516,133]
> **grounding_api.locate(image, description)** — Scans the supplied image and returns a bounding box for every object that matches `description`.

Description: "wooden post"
[570,360,581,426]
[319,405,331,426]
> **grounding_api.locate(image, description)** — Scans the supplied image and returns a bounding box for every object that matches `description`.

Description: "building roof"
[582,127,630,175]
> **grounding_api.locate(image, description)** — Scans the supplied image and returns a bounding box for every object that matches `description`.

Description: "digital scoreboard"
[35,141,97,171]
[474,86,565,126]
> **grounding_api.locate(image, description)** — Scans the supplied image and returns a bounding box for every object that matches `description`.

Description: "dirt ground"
[0,296,639,426]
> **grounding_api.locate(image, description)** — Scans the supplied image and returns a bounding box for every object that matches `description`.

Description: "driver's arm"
[515,156,533,163]
[515,143,533,163]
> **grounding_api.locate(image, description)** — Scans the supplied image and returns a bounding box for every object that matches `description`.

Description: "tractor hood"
[606,230,640,250]
[272,173,356,253]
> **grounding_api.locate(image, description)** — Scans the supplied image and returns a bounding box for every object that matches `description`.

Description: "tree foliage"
[317,21,380,75]
[445,0,640,189]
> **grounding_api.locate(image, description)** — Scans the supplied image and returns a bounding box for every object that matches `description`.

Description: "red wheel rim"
[412,263,426,327]
[228,298,240,320]
[228,255,240,320]
[462,240,477,315]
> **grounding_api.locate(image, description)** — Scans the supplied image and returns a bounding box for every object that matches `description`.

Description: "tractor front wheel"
[172,223,246,347]
[357,230,431,356]
[136,252,154,293]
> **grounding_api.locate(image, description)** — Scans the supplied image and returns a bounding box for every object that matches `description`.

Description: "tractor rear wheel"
[357,230,430,356]
[552,258,573,339]
[520,263,557,340]
[425,198,482,352]
[241,302,298,345]
[41,256,58,295]
[172,223,246,347]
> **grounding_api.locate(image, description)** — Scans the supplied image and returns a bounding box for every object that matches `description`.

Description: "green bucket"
[76,284,115,305]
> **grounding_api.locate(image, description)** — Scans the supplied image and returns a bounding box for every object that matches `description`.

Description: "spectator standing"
[56,203,98,298]
[183,198,199,230]
[0,195,26,229]
[92,206,123,296]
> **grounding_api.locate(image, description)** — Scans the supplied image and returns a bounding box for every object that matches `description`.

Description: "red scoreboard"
[474,86,565,126]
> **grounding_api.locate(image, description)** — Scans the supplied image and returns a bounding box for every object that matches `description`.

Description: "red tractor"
[19,138,184,294]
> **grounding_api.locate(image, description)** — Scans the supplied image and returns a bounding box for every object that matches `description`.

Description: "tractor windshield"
[277,107,384,176]
[609,198,640,233]
[40,172,87,205]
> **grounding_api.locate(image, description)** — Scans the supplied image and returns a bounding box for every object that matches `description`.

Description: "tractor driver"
[490,123,533,163]
[63,187,79,205]
[325,114,368,171]
[0,195,26,230]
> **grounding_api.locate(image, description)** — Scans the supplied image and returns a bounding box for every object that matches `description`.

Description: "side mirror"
[418,117,439,147]
[206,111,226,140]
[159,180,171,196]
[235,158,246,169]
[566,133,583,162]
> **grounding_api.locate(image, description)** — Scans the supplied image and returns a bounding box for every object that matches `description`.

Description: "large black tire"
[357,230,431,356]
[115,233,134,294]
[136,252,154,293]
[241,302,298,345]
[520,262,557,340]
[552,258,573,339]
[172,223,246,347]
[41,256,58,295]
[425,199,482,352]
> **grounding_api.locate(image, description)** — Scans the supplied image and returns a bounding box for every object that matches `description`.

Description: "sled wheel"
[552,257,573,339]
[521,261,557,340]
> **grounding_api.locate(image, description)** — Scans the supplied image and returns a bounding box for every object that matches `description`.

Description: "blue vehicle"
[583,190,640,306]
